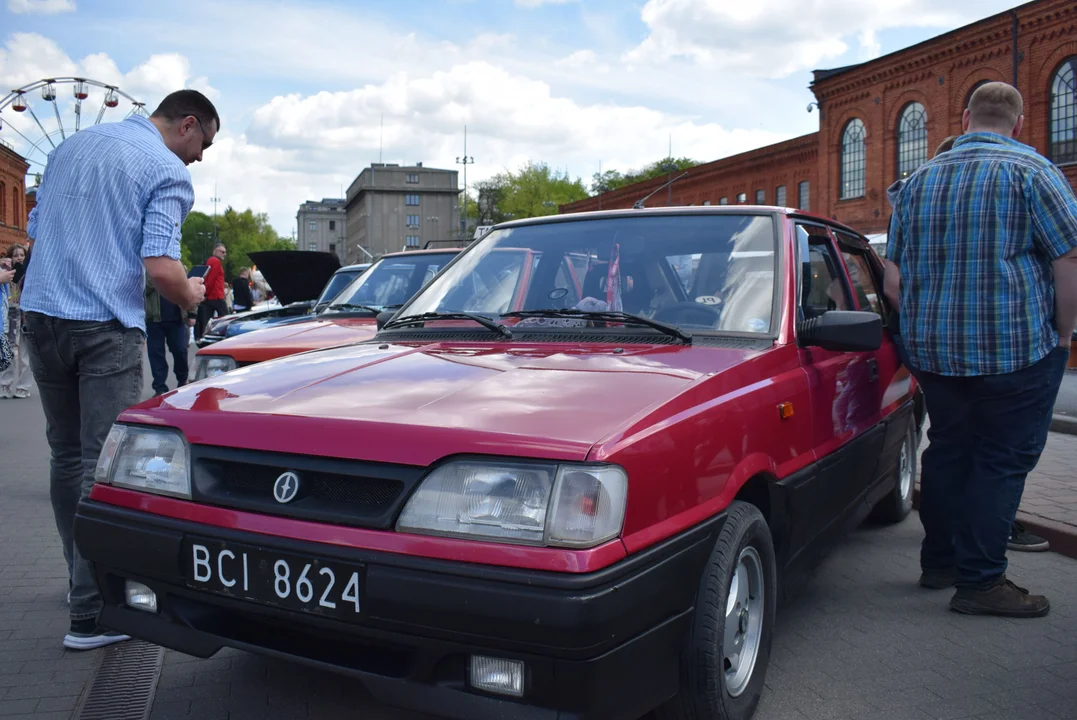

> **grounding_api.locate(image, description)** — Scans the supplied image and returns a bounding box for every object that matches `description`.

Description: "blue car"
[196,250,369,347]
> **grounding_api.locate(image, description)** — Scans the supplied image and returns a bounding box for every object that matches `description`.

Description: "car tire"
[870,421,917,524]
[658,501,777,720]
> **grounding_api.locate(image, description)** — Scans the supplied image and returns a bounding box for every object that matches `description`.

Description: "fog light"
[124,580,158,613]
[469,655,524,697]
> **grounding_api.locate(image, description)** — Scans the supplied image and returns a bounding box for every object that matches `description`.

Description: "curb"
[1051,414,1077,436]
[913,489,1077,562]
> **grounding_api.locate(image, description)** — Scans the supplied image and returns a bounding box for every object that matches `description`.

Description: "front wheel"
[658,501,777,720]
[870,421,917,524]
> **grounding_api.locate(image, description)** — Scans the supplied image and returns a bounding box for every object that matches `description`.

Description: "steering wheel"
[653,301,721,328]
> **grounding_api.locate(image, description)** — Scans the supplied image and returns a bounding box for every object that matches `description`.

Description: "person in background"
[1,244,33,398]
[886,82,1077,618]
[145,277,196,396]
[232,267,253,312]
[195,243,227,338]
[20,88,215,649]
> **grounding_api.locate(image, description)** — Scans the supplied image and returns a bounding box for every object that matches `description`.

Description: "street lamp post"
[456,125,475,240]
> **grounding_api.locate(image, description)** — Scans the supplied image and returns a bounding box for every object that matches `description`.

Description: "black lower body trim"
[76,501,725,720]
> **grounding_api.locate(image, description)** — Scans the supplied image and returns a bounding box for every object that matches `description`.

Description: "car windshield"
[325,253,457,313]
[395,214,778,335]
[315,269,364,307]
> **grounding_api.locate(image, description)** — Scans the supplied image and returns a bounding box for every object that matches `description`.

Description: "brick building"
[0,142,29,255]
[561,0,1077,238]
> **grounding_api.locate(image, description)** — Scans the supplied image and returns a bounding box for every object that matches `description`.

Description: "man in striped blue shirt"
[887,82,1077,618]
[21,90,216,649]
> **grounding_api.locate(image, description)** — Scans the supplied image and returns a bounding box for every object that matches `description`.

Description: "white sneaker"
[63,620,130,651]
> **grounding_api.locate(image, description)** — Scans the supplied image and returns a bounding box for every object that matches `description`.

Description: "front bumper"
[75,500,724,720]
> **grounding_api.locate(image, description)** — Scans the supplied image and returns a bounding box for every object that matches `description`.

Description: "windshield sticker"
[746,318,768,333]
[695,295,722,306]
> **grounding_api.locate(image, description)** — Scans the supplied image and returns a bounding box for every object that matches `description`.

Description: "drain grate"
[73,639,165,720]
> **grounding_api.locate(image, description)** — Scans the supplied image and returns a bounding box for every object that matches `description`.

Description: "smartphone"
[188,265,210,279]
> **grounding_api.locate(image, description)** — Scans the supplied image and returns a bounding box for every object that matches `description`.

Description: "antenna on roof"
[632,171,689,210]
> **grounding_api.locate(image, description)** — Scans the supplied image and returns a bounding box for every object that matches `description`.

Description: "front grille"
[208,461,401,511]
[191,446,423,529]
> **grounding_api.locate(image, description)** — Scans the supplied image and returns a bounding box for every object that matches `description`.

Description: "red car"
[189,248,461,380]
[77,208,921,720]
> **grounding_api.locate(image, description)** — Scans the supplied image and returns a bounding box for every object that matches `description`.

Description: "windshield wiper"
[502,309,692,344]
[383,312,514,339]
[324,303,382,314]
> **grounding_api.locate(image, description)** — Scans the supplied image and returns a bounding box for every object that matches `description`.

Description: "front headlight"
[192,355,237,381]
[94,425,191,499]
[397,461,628,548]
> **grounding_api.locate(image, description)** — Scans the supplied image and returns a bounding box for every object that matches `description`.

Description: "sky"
[0,0,1021,237]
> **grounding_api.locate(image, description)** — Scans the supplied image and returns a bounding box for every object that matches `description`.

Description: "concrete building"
[562,0,1077,241]
[296,198,347,260]
[0,141,29,255]
[345,163,460,263]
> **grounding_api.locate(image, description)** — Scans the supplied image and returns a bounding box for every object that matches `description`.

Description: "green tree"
[476,161,589,222]
[181,208,294,278]
[591,156,701,194]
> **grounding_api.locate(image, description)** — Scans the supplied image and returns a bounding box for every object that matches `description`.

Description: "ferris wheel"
[0,77,147,176]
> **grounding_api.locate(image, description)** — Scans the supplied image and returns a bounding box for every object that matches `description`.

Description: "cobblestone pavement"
[1054,371,1077,418]
[2,353,1076,719]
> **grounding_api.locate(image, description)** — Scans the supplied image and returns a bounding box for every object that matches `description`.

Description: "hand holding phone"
[185,276,206,311]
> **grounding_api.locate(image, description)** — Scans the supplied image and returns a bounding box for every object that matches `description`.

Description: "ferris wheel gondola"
[0,77,146,174]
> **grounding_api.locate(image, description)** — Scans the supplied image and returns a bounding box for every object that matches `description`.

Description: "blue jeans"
[147,321,189,394]
[916,347,1069,588]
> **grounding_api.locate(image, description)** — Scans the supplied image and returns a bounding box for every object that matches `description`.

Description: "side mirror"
[797,310,882,352]
[376,310,397,330]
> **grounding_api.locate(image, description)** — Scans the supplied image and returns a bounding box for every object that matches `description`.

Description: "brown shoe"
[949,576,1050,618]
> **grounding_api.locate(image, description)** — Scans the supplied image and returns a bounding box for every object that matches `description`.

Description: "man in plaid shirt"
[886,82,1077,618]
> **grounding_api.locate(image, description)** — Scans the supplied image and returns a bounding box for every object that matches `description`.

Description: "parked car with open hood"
[78,207,921,720]
[196,251,360,348]
[190,249,460,380]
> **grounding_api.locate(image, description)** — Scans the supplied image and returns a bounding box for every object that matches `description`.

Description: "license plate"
[183,538,364,621]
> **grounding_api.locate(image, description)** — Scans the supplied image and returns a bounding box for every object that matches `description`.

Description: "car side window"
[798,225,852,320]
[839,251,884,320]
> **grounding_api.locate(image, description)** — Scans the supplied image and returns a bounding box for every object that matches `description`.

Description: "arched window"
[1050,57,1077,165]
[896,103,927,179]
[0,181,6,225]
[840,119,866,199]
[12,187,20,229]
[965,79,991,110]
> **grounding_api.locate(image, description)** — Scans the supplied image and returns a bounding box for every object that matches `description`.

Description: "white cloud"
[6,0,75,14]
[0,33,219,178]
[554,49,610,74]
[226,60,786,231]
[624,0,1018,78]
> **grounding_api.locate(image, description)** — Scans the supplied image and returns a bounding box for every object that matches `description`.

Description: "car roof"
[382,248,464,258]
[337,263,371,272]
[489,206,868,242]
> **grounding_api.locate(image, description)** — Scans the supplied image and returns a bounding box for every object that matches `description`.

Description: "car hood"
[200,316,379,363]
[248,250,341,306]
[224,307,318,336]
[132,342,764,466]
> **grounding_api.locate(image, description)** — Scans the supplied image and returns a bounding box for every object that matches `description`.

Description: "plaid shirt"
[887,132,1077,376]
